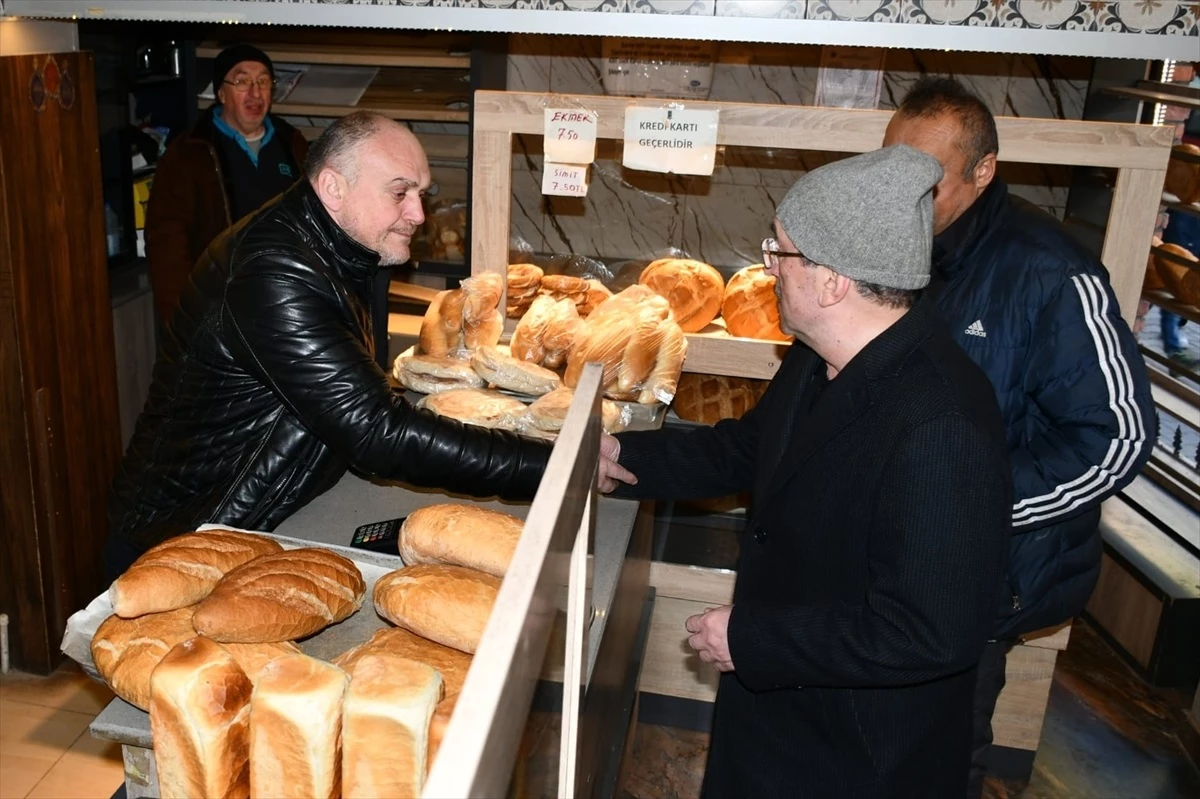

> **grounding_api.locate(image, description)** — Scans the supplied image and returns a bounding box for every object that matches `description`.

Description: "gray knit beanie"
[775,144,943,290]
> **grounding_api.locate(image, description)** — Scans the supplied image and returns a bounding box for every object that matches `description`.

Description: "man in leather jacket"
[105,112,552,578]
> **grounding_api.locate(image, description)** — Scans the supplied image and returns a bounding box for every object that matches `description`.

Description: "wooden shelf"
[1143,289,1200,325]
[196,42,471,70]
[1162,193,1200,218]
[1103,84,1200,111]
[1151,244,1200,273]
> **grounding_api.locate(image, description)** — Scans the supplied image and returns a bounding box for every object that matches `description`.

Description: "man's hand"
[598,432,637,493]
[686,605,734,672]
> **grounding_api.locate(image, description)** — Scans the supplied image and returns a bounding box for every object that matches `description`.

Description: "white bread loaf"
[638,258,725,333]
[398,503,524,577]
[110,530,283,618]
[220,641,303,683]
[342,654,443,799]
[721,264,791,342]
[393,353,486,395]
[470,345,562,396]
[92,607,197,710]
[415,387,528,430]
[523,387,628,435]
[564,286,676,400]
[540,299,583,369]
[149,637,253,799]
[374,564,501,654]
[192,548,365,643]
[333,627,473,697]
[428,693,459,777]
[249,654,349,799]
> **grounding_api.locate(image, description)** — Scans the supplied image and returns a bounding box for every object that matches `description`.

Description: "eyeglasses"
[761,237,812,270]
[223,76,275,93]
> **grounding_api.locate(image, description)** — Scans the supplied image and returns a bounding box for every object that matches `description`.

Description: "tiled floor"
[0,663,123,799]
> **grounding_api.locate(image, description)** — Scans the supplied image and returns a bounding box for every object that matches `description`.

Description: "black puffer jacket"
[107,181,551,572]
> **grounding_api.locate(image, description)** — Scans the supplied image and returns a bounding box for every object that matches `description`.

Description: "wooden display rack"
[469,90,1174,379]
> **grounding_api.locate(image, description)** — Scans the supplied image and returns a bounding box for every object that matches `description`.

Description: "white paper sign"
[542,163,589,198]
[622,106,720,176]
[544,108,598,164]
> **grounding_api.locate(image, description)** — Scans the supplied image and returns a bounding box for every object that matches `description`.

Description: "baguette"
[149,637,253,799]
[249,654,349,799]
[91,607,197,711]
[192,548,365,643]
[333,626,473,697]
[374,564,501,654]
[399,503,524,578]
[342,654,443,799]
[109,530,283,618]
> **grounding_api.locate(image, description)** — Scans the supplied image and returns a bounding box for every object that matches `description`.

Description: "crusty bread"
[638,258,725,333]
[1155,242,1197,301]
[342,654,443,799]
[92,607,197,711]
[721,264,791,341]
[672,373,769,424]
[220,641,303,684]
[418,289,466,356]
[524,387,628,435]
[150,637,253,799]
[192,548,365,643]
[399,503,524,578]
[1165,143,1200,205]
[415,388,528,430]
[1144,236,1165,292]
[249,654,348,799]
[374,564,501,654]
[333,627,473,697]
[109,530,283,618]
[428,693,459,777]
[470,345,562,396]
[394,354,486,395]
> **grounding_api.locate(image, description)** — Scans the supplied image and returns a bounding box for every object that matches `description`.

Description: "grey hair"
[304,111,395,184]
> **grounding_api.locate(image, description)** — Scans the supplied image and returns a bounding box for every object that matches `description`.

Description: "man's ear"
[313,168,347,213]
[973,153,997,194]
[818,269,852,308]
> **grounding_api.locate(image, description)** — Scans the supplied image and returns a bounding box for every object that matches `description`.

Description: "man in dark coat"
[599,145,1013,798]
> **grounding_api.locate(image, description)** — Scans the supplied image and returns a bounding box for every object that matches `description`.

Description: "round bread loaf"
[1144,236,1165,292]
[1179,267,1200,309]
[1165,143,1200,205]
[721,264,790,342]
[672,372,769,425]
[507,262,544,293]
[638,258,725,333]
[1155,242,1197,302]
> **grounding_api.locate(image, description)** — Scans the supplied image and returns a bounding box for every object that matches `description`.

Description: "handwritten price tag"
[542,163,589,198]
[544,108,597,164]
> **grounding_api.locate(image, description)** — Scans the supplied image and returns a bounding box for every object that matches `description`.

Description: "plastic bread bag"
[458,272,504,354]
[520,386,633,436]
[424,198,468,263]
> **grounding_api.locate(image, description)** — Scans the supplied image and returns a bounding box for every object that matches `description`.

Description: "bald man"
[105,112,552,577]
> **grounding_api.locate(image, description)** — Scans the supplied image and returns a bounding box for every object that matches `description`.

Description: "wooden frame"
[470,90,1174,379]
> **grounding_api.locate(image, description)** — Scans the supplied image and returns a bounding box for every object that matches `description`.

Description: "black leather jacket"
[107,181,551,566]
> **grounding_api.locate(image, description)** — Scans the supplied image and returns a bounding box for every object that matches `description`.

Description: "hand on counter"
[598,433,637,493]
[686,605,734,673]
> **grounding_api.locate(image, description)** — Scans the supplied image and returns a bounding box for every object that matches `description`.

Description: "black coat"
[107,181,550,574]
[616,302,1012,798]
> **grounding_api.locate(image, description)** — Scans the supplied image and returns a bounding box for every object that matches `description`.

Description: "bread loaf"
[374,564,501,654]
[92,607,197,711]
[539,273,590,309]
[192,548,365,643]
[524,387,628,435]
[470,345,561,396]
[511,294,557,365]
[249,654,348,799]
[220,641,303,684]
[393,354,485,395]
[638,320,688,405]
[578,279,613,317]
[541,300,583,369]
[721,264,791,341]
[638,258,725,333]
[149,637,253,799]
[1165,143,1200,205]
[673,373,769,424]
[1155,242,1197,301]
[418,289,465,356]
[110,530,283,618]
[333,627,472,697]
[507,263,543,318]
[399,504,523,578]
[415,388,528,430]
[428,693,459,776]
[342,654,443,799]
[1144,236,1165,292]
[461,272,504,351]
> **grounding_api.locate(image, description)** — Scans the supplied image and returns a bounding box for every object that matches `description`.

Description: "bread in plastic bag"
[418,273,503,357]
[416,387,528,430]
[521,386,632,438]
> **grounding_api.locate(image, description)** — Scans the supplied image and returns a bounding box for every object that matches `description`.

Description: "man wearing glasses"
[598,145,1012,797]
[146,44,308,325]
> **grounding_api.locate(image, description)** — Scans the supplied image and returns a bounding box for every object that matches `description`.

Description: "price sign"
[544,108,598,165]
[622,106,720,176]
[542,163,589,198]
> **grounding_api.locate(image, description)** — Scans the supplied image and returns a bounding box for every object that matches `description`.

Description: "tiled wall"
[506,35,1092,269]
